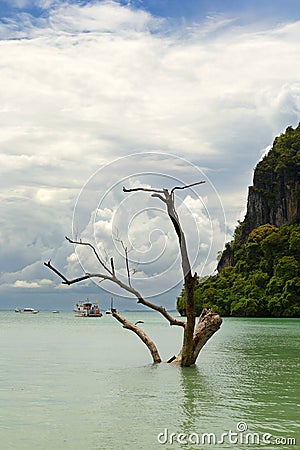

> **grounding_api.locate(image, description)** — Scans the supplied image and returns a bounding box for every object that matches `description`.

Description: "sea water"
[0,311,299,449]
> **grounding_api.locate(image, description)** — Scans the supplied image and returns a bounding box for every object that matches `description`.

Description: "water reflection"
[178,365,212,428]
[172,319,300,449]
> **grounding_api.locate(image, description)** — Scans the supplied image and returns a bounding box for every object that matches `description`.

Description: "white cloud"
[34,187,72,204]
[49,1,162,34]
[14,280,40,288]
[13,278,53,289]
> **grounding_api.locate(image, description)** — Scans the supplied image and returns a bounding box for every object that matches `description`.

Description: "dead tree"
[44,182,222,366]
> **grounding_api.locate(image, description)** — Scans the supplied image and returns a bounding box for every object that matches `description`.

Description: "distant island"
[177,124,300,317]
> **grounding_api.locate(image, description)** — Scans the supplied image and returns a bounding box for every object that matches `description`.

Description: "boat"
[73,299,103,318]
[52,310,60,314]
[15,307,39,313]
[105,298,117,314]
[22,308,39,314]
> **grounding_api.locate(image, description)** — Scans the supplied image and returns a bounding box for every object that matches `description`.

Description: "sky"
[1,0,300,311]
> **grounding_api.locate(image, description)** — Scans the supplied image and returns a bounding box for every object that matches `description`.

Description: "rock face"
[218,124,300,271]
[241,157,299,241]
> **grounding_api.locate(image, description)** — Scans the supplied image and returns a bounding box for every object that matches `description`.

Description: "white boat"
[74,300,102,318]
[105,298,117,314]
[22,308,39,314]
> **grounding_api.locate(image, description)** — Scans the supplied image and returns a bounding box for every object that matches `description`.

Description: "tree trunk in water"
[180,273,196,366]
[192,309,222,362]
[122,184,221,367]
[172,309,222,365]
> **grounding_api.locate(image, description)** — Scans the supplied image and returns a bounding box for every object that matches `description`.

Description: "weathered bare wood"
[112,312,162,363]
[192,308,222,361]
[180,274,196,366]
[167,355,176,363]
[110,257,115,277]
[171,309,222,365]
[44,260,111,284]
[65,236,113,275]
[151,193,167,203]
[117,240,131,287]
[123,181,205,196]
[123,186,165,194]
[137,298,186,327]
[44,260,71,284]
[171,181,205,194]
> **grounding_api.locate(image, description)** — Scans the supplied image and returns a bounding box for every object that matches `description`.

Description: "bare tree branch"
[170,180,206,194]
[65,236,113,276]
[114,236,132,287]
[44,260,71,284]
[112,311,161,363]
[123,181,205,196]
[44,260,113,285]
[151,193,167,203]
[124,245,131,287]
[110,257,115,277]
[137,297,185,327]
[123,186,165,194]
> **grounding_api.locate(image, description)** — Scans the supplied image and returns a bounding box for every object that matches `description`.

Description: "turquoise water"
[0,312,299,449]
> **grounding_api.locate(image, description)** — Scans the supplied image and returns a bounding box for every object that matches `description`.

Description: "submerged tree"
[44,182,222,367]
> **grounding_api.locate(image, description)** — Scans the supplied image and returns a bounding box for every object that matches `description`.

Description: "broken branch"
[112,311,162,363]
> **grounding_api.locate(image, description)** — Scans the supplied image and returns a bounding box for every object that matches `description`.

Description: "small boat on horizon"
[105,298,117,314]
[74,299,103,318]
[15,307,39,314]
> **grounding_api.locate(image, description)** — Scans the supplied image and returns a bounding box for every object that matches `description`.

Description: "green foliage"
[177,222,300,317]
[258,123,300,175]
[249,224,278,242]
[275,256,299,280]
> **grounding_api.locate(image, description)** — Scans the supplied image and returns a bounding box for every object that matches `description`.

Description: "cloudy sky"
[1,0,300,311]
